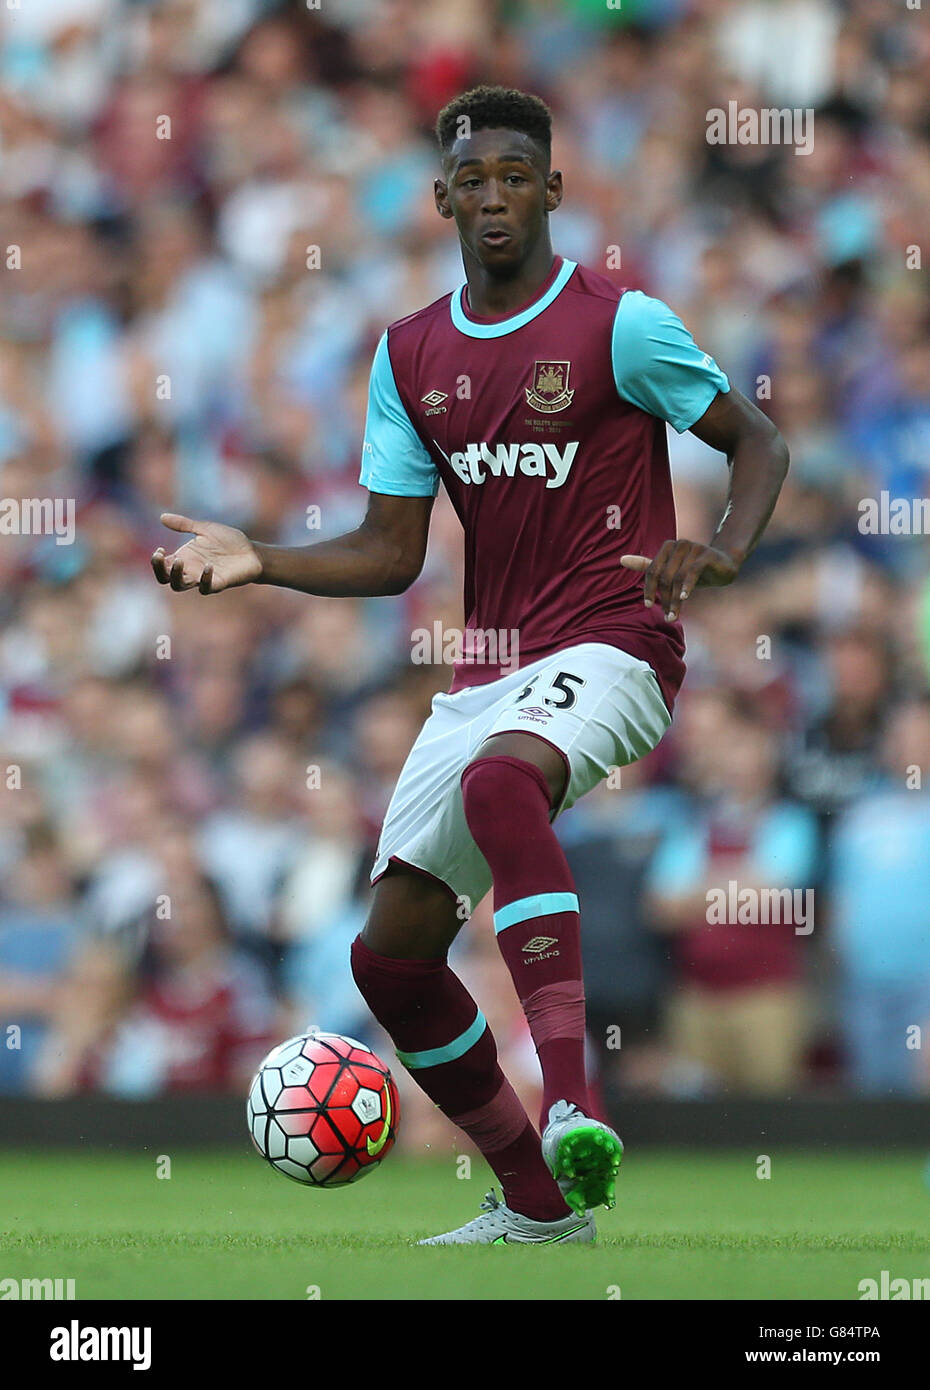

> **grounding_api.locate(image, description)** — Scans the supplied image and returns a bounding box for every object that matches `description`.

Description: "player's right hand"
[151,513,263,594]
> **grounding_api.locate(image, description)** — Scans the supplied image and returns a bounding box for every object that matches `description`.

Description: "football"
[247,1031,400,1187]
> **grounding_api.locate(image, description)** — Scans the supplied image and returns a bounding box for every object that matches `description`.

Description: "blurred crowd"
[2,0,930,1135]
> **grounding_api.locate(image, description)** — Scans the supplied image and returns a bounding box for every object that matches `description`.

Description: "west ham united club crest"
[525,361,574,414]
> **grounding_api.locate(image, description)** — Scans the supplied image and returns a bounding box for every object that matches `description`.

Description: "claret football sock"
[461,754,591,1128]
[350,934,569,1221]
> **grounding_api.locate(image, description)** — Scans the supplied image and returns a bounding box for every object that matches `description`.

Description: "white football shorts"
[370,642,673,911]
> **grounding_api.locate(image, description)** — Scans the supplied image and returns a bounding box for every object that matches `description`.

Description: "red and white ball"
[247,1031,400,1187]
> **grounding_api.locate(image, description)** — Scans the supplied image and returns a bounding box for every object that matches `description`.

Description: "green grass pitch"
[2,1148,928,1300]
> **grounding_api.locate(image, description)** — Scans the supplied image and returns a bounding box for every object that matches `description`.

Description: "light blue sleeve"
[646,824,707,897]
[754,803,819,885]
[359,331,439,497]
[612,291,730,433]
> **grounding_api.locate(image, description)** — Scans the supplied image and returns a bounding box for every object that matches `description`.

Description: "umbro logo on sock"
[522,935,559,960]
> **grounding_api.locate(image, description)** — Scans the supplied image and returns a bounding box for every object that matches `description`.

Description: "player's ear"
[545,170,563,214]
[434,178,454,219]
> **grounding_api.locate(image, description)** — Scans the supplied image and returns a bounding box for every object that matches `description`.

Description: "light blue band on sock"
[493,891,580,935]
[395,1009,487,1070]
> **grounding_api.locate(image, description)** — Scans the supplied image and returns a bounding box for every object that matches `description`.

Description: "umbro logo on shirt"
[421,389,448,416]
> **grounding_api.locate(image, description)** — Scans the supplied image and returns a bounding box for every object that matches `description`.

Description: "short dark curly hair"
[436,85,552,166]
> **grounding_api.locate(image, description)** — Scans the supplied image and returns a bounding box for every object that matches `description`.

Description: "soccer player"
[152,86,789,1245]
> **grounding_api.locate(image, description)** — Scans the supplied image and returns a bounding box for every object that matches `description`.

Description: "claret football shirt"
[359,255,729,713]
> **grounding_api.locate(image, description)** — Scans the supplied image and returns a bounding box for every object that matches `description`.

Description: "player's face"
[435,128,561,273]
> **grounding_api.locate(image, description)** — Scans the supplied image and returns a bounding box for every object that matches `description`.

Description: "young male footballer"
[153,87,788,1244]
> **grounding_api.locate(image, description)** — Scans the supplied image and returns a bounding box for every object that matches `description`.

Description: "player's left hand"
[620,541,739,622]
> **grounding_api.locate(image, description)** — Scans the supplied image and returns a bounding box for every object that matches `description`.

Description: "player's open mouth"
[481,229,512,245]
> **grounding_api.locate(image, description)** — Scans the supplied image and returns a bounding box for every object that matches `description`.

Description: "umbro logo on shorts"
[517,705,552,724]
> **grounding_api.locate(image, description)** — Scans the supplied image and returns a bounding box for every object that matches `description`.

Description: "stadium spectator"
[92,872,277,1095]
[647,701,818,1094]
[557,762,682,1096]
[0,824,78,1093]
[829,698,930,1095]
